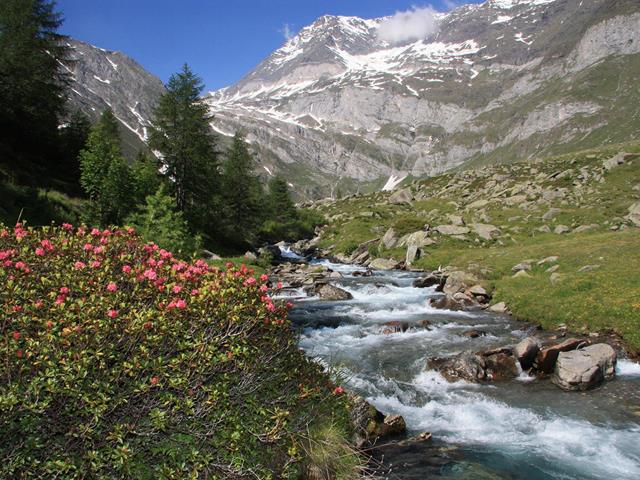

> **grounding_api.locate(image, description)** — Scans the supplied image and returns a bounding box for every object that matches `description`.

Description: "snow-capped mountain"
[63,39,165,158]
[205,0,640,198]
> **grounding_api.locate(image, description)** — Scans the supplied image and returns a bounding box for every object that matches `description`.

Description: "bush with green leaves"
[0,223,352,479]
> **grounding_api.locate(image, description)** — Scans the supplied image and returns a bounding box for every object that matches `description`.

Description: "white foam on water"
[617,359,640,377]
[311,258,367,274]
[368,372,640,480]
[279,245,304,260]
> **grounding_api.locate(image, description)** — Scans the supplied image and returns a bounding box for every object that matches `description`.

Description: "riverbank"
[273,254,640,479]
[298,142,640,354]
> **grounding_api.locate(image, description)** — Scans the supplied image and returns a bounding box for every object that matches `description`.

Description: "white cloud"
[280,23,294,41]
[377,6,440,44]
[443,0,460,11]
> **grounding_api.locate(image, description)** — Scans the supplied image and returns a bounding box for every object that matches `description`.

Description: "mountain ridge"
[204,0,640,198]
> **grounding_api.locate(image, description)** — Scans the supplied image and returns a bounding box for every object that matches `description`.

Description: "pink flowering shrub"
[0,223,349,478]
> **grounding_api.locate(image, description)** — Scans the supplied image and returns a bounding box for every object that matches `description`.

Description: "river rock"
[552,344,617,391]
[514,337,540,370]
[380,321,410,334]
[463,329,487,338]
[369,258,399,270]
[316,284,353,301]
[429,295,464,311]
[428,352,486,383]
[488,302,509,314]
[443,270,480,295]
[349,395,407,448]
[413,273,444,289]
[389,188,413,205]
[534,338,585,373]
[484,353,519,381]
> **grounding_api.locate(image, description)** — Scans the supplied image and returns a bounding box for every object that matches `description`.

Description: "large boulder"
[514,337,540,370]
[316,284,353,301]
[369,258,399,270]
[443,270,480,295]
[389,188,413,205]
[399,230,434,248]
[435,225,471,236]
[405,245,418,265]
[471,223,501,241]
[552,344,617,391]
[534,338,585,373]
[380,227,398,249]
[627,202,640,226]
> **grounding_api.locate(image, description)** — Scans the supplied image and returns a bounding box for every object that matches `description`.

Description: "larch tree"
[148,64,220,236]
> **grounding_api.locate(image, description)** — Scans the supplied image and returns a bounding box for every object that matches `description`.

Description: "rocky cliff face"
[205,0,640,198]
[63,39,165,158]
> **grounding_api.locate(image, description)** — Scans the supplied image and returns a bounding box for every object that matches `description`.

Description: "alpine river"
[281,254,640,479]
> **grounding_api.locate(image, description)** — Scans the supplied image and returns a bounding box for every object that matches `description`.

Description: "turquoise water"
[287,260,640,479]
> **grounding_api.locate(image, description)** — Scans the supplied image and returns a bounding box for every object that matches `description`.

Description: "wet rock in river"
[552,343,617,391]
[534,338,585,373]
[349,395,407,448]
[413,272,445,289]
[316,284,353,301]
[463,329,487,338]
[428,352,487,383]
[484,353,519,381]
[514,337,540,370]
[380,321,410,335]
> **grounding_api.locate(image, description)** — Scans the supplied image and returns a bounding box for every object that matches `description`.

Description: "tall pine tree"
[148,64,219,236]
[0,0,70,186]
[220,133,264,246]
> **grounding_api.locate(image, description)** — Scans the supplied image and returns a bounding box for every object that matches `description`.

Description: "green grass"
[312,141,640,353]
[413,230,640,351]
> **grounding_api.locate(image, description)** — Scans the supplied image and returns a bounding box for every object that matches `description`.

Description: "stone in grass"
[488,302,508,314]
[552,344,617,391]
[512,270,531,279]
[554,225,571,234]
[389,188,413,205]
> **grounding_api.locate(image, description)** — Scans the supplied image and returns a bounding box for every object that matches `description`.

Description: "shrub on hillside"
[0,223,352,479]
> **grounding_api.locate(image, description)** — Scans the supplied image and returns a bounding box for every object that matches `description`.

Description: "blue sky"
[56,0,483,92]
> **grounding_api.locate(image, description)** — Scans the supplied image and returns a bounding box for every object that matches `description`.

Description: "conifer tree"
[221,134,264,245]
[148,64,219,234]
[267,176,297,224]
[126,185,200,256]
[79,109,134,226]
[0,0,70,185]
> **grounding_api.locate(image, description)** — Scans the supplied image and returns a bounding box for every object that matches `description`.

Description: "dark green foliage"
[0,0,70,187]
[126,185,201,257]
[79,109,135,226]
[220,133,264,246]
[0,225,353,478]
[148,64,220,235]
[267,176,297,224]
[131,151,162,204]
[56,110,91,195]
